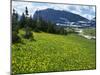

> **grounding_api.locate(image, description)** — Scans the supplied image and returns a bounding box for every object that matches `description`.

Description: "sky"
[12,1,96,20]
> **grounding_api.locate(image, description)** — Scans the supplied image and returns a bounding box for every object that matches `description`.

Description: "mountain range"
[33,8,89,24]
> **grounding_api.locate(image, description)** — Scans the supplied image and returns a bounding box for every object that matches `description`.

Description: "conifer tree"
[20,13,26,28]
[24,6,34,40]
[12,9,20,43]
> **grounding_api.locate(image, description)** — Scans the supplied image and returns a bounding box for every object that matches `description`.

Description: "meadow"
[12,30,96,74]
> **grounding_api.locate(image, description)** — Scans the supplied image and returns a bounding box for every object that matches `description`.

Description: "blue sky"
[12,1,96,20]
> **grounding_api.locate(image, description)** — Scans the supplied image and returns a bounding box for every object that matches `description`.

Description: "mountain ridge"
[33,8,89,24]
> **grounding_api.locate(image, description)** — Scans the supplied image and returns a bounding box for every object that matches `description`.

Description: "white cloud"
[12,1,96,20]
[12,1,33,15]
[12,1,50,16]
[47,4,95,20]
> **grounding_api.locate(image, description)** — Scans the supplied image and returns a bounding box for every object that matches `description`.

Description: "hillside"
[12,30,96,74]
[33,8,89,24]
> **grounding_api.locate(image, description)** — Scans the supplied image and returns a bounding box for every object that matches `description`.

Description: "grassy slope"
[12,30,96,74]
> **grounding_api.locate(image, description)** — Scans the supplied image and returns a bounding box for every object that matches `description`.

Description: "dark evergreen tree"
[12,9,20,43]
[28,16,35,29]
[47,22,55,33]
[25,6,29,16]
[34,15,42,32]
[24,6,34,39]
[12,9,19,32]
[20,13,26,28]
[39,17,48,32]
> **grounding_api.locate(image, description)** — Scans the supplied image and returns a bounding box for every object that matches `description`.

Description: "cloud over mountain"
[12,1,95,20]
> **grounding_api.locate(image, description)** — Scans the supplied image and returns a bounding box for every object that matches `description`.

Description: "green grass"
[83,28,96,36]
[12,30,96,74]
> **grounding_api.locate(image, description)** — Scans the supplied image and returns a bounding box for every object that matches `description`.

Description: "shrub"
[24,27,34,40]
[34,27,40,32]
[24,31,34,39]
[12,31,20,43]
